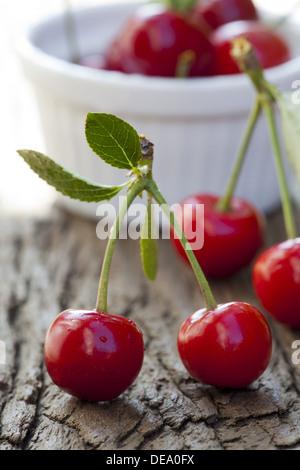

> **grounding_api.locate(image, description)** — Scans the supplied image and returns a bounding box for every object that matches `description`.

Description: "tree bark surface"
[0,205,300,451]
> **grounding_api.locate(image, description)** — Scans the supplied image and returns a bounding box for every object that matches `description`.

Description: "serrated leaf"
[140,199,158,281]
[17,150,128,202]
[85,113,142,170]
[270,87,300,187]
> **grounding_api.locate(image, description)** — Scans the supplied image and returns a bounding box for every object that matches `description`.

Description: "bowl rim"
[14,0,300,91]
[14,0,300,119]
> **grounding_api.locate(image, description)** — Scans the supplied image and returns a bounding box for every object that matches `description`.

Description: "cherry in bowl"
[104,3,214,77]
[211,20,291,75]
[178,301,272,388]
[253,238,300,329]
[191,0,258,31]
[171,193,265,278]
[44,309,144,402]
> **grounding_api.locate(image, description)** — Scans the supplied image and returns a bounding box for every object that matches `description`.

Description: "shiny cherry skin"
[178,302,272,388]
[211,20,291,75]
[44,309,144,402]
[253,238,300,329]
[171,194,265,278]
[105,4,214,77]
[191,0,258,30]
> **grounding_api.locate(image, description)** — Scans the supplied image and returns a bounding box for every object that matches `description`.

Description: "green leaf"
[85,113,142,170]
[140,198,158,281]
[274,90,300,187]
[17,150,128,202]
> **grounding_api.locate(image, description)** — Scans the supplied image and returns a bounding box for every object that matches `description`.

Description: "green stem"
[230,37,297,239]
[217,98,262,212]
[161,0,198,12]
[63,0,79,64]
[175,50,195,79]
[261,98,297,240]
[146,178,218,312]
[96,177,147,313]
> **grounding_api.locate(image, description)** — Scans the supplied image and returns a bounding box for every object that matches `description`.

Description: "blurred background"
[1,0,300,217]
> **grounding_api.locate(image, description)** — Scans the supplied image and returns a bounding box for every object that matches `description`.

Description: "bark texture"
[0,204,300,450]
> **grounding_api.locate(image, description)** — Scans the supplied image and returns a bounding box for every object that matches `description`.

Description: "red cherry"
[211,20,291,75]
[191,0,258,30]
[177,301,272,388]
[44,309,144,401]
[253,238,300,329]
[105,4,214,77]
[171,194,265,278]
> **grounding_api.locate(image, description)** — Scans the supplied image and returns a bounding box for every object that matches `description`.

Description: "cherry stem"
[97,131,218,314]
[217,98,261,212]
[96,177,147,313]
[175,50,196,78]
[230,36,297,240]
[261,98,297,240]
[163,0,198,12]
[146,178,218,312]
[63,0,79,64]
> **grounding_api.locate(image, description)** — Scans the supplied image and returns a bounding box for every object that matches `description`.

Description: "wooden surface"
[0,202,300,451]
[2,0,300,452]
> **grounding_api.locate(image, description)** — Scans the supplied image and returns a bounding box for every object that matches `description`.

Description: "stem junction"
[96,136,218,314]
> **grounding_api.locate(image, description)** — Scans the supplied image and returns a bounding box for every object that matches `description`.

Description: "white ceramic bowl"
[15,0,300,218]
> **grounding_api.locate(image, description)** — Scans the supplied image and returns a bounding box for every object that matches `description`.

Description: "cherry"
[104,3,215,77]
[44,309,144,402]
[171,193,265,278]
[177,301,272,388]
[191,0,258,30]
[211,20,291,75]
[252,238,300,329]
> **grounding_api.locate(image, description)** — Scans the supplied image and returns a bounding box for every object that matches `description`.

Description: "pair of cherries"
[95,0,290,78]
[44,192,279,403]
